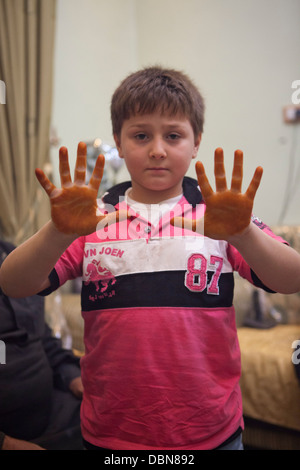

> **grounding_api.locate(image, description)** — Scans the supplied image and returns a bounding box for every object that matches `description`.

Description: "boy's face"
[114,111,201,203]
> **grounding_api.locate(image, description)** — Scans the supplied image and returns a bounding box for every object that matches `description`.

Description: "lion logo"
[84,259,116,293]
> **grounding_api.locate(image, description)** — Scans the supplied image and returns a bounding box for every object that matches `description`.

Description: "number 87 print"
[185,254,223,294]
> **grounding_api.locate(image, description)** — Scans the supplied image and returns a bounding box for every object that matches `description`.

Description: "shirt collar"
[102,177,203,208]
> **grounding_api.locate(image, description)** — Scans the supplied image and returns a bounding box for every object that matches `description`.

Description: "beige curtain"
[0,0,56,244]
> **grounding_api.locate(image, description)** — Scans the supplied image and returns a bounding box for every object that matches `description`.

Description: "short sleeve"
[39,236,85,296]
[227,216,288,292]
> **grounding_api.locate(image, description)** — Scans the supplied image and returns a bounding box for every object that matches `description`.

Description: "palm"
[35,142,121,236]
[201,183,255,240]
[173,148,263,241]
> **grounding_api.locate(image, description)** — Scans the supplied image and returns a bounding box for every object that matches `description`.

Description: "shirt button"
[144,226,151,233]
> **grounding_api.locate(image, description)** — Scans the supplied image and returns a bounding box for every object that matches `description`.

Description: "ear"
[192,133,202,159]
[114,134,124,158]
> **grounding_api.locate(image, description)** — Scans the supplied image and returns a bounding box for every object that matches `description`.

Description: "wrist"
[227,222,255,248]
[48,220,79,244]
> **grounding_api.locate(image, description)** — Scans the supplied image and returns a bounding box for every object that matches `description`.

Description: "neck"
[129,182,183,204]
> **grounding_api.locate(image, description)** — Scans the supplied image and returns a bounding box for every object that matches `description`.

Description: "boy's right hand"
[35,142,127,236]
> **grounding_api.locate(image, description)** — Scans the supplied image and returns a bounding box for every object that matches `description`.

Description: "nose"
[149,138,167,159]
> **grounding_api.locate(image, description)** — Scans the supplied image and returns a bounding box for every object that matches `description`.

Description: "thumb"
[96,210,133,230]
[171,216,204,234]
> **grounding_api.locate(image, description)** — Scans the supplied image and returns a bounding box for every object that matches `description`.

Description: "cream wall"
[51,0,300,225]
[50,0,138,178]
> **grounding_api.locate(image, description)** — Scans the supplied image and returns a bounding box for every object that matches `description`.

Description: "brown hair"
[111,66,205,140]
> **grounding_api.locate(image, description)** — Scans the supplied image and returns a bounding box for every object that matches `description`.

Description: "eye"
[167,133,180,141]
[135,133,148,141]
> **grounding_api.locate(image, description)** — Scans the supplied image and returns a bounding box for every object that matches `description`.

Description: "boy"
[1,67,300,450]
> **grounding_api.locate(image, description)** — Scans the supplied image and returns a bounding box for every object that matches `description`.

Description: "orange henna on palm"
[171,148,263,241]
[35,142,127,236]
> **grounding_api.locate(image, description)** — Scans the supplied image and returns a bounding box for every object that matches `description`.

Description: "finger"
[89,154,105,192]
[214,148,227,192]
[59,146,72,187]
[74,141,87,185]
[170,216,204,234]
[171,216,196,231]
[230,149,243,193]
[35,168,57,197]
[195,161,214,199]
[245,166,263,201]
[96,210,133,231]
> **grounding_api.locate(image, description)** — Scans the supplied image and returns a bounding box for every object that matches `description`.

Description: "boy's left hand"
[172,148,263,241]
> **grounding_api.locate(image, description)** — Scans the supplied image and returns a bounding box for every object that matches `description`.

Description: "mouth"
[146,167,169,171]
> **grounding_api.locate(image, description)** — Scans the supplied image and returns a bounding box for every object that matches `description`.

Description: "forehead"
[122,110,193,129]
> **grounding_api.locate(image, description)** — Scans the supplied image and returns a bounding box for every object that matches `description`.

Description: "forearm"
[1,434,44,450]
[229,223,300,294]
[0,221,77,298]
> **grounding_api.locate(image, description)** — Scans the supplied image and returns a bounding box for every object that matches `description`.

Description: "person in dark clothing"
[0,240,83,450]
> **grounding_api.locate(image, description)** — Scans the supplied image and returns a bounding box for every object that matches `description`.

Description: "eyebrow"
[127,123,149,129]
[127,122,188,130]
